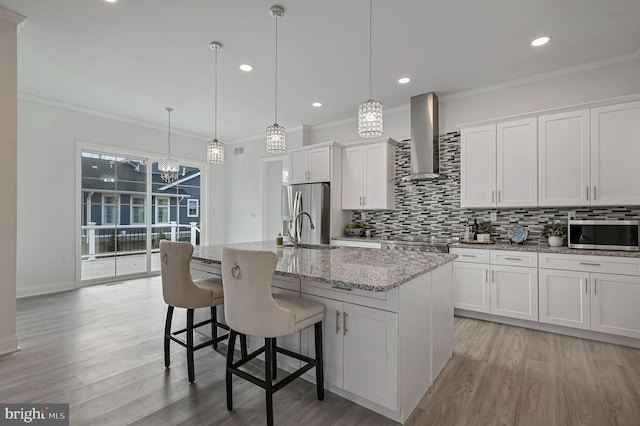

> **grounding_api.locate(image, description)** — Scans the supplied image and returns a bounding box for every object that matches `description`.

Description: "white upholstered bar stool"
[221,246,325,426]
[160,241,246,383]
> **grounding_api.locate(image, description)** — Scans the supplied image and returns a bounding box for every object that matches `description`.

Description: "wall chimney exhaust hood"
[400,92,442,181]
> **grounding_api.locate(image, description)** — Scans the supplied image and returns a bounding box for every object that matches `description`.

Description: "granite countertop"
[450,241,640,258]
[193,241,457,292]
[331,236,385,243]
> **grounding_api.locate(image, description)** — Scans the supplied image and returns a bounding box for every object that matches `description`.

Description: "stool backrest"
[160,240,199,307]
[222,246,294,337]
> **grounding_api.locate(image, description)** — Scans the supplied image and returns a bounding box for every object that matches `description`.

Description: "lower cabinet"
[301,294,398,410]
[491,265,539,321]
[540,269,640,339]
[453,262,490,313]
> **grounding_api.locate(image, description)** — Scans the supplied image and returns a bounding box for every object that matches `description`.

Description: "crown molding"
[440,50,640,103]
[0,7,26,25]
[19,93,211,141]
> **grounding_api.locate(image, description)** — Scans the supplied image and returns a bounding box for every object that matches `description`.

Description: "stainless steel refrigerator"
[282,183,330,245]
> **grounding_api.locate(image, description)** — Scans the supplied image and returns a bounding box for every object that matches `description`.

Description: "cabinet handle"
[594,278,597,294]
[491,270,495,282]
[498,190,501,202]
[491,191,495,203]
[485,269,488,282]
[363,196,366,206]
[461,254,476,257]
[593,186,597,200]
[504,257,522,261]
[336,311,341,334]
[586,186,589,201]
[580,262,601,266]
[585,278,588,294]
[359,196,362,206]
[343,312,348,336]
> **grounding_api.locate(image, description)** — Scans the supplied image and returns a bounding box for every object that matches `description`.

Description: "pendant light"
[266,5,286,153]
[158,107,180,183]
[358,0,383,138]
[207,41,225,164]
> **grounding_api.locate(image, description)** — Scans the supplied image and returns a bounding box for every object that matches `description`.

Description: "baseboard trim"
[17,280,77,298]
[455,309,640,349]
[0,336,20,356]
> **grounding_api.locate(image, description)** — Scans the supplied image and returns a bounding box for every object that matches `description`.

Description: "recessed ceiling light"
[531,36,550,47]
[312,102,322,107]
[239,64,253,72]
[103,0,118,3]
[398,77,411,84]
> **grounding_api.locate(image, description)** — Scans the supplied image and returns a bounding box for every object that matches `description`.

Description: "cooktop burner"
[381,235,458,253]
[393,235,459,244]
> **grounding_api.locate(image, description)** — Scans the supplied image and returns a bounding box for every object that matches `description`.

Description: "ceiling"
[2,0,640,142]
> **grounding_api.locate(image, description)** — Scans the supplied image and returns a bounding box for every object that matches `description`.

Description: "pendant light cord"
[214,47,218,140]
[369,0,373,100]
[167,108,172,159]
[274,13,279,124]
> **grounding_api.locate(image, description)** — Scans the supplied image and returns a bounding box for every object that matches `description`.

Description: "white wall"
[0,9,23,356]
[16,99,219,297]
[308,55,640,144]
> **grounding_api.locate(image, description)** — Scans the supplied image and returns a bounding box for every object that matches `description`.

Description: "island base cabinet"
[300,295,398,411]
[591,273,640,339]
[490,265,538,321]
[539,269,591,330]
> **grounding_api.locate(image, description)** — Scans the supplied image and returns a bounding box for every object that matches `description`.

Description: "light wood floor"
[2,277,639,425]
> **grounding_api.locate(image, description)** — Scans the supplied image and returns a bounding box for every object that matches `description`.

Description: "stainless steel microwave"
[568,220,640,251]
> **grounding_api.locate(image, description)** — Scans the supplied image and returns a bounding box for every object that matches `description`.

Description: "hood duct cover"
[401,92,442,180]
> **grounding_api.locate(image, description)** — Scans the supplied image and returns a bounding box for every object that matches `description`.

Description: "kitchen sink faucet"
[288,211,315,249]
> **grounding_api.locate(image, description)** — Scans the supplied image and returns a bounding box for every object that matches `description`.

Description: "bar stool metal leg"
[265,337,275,426]
[272,340,278,380]
[187,309,195,383]
[164,306,174,368]
[314,322,324,400]
[211,306,218,350]
[226,330,237,411]
[240,334,248,358]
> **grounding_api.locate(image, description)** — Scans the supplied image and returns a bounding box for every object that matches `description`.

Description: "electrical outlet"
[63,255,71,264]
[361,212,367,220]
[490,212,497,222]
[568,210,576,220]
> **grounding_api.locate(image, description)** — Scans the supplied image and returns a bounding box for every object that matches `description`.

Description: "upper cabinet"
[538,100,640,207]
[590,101,640,205]
[460,118,537,208]
[289,145,332,184]
[538,110,590,206]
[342,138,396,210]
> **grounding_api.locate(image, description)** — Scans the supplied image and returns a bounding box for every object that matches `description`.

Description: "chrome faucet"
[287,211,315,248]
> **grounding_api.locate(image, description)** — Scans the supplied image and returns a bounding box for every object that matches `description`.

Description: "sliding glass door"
[80,149,203,282]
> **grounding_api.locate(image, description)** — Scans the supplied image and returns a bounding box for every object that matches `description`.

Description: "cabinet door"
[490,265,538,321]
[300,294,344,388]
[289,150,310,184]
[341,147,364,210]
[496,118,537,207]
[590,101,640,205]
[363,143,388,209]
[308,147,331,182]
[539,269,590,330]
[591,273,640,338]
[453,262,490,313]
[538,110,590,206]
[460,125,496,207]
[343,303,398,410]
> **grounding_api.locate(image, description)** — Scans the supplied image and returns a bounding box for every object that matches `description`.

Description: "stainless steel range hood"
[400,92,442,181]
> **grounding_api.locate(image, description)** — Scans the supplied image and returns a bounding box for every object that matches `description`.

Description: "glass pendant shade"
[158,158,179,183]
[266,123,286,153]
[358,99,383,138]
[207,139,224,164]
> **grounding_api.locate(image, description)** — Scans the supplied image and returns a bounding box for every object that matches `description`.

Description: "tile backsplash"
[351,132,640,242]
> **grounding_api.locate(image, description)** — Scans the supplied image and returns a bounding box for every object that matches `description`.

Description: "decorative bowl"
[344,228,365,237]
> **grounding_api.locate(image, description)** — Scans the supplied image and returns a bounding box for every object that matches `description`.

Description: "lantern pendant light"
[266,5,286,153]
[358,0,383,138]
[207,41,224,164]
[158,107,180,183]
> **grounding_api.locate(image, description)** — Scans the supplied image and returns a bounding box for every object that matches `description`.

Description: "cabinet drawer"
[301,279,398,312]
[491,250,538,268]
[539,253,640,276]
[273,274,301,291]
[449,248,491,264]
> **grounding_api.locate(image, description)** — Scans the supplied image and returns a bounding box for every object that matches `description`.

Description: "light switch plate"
[490,212,497,222]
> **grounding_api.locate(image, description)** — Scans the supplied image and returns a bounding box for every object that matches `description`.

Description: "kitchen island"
[190,241,457,423]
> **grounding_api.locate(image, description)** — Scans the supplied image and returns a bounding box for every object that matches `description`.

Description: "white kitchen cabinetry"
[590,273,640,338]
[330,239,382,249]
[460,118,537,208]
[539,268,591,330]
[451,248,538,321]
[538,110,590,206]
[289,146,331,184]
[341,138,396,210]
[590,100,640,205]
